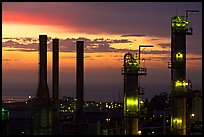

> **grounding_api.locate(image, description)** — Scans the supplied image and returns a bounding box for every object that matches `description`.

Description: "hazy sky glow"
[2,2,202,102]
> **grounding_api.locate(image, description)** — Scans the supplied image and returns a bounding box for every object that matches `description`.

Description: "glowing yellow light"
[176,23,181,27]
[191,113,195,117]
[127,97,139,112]
[175,80,186,87]
[127,97,138,106]
[133,62,138,66]
[138,130,142,135]
[173,117,182,124]
[176,52,183,59]
[171,16,188,29]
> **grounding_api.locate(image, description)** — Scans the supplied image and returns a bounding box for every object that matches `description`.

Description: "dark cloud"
[3,37,39,42]
[4,49,38,52]
[143,50,170,55]
[2,40,39,51]
[187,57,202,61]
[121,34,147,37]
[158,43,171,49]
[2,37,131,53]
[60,56,76,59]
[2,59,20,62]
[150,57,170,61]
[2,36,201,59]
[2,59,12,62]
[84,55,91,58]
[109,39,131,43]
[150,38,159,41]
[3,37,14,40]
[96,55,103,58]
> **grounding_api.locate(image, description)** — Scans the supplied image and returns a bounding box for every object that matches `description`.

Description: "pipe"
[52,38,59,103]
[36,35,50,100]
[76,41,84,122]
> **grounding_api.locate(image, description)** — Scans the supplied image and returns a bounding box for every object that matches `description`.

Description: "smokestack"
[76,41,84,122]
[52,38,59,135]
[52,39,59,103]
[33,35,52,135]
[36,35,50,103]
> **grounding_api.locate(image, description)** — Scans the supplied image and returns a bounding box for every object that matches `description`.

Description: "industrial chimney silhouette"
[33,35,52,135]
[36,35,51,104]
[52,38,59,103]
[76,41,84,123]
[52,38,60,135]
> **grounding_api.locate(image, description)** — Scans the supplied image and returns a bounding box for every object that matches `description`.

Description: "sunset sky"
[2,2,202,102]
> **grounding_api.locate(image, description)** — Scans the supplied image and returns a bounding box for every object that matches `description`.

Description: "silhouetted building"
[189,90,202,135]
[3,101,33,135]
[2,107,10,135]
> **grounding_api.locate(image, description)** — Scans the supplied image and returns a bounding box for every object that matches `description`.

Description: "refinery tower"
[168,10,198,135]
[122,45,152,135]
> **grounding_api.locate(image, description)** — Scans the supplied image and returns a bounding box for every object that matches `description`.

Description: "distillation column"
[122,52,146,135]
[169,11,197,135]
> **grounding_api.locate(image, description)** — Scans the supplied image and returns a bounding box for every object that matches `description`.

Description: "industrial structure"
[52,38,60,134]
[33,35,53,135]
[75,41,85,123]
[52,39,59,105]
[32,36,87,135]
[2,107,10,135]
[168,10,199,135]
[122,45,153,135]
[2,8,201,134]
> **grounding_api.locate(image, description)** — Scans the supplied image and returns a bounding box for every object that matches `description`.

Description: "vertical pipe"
[39,35,48,86]
[34,35,52,135]
[36,35,50,100]
[76,41,84,122]
[132,118,138,135]
[97,120,100,135]
[52,38,59,135]
[52,39,59,103]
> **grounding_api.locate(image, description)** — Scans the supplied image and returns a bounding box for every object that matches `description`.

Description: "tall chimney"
[76,41,84,123]
[33,35,52,135]
[52,38,59,103]
[36,35,51,103]
[52,38,59,135]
